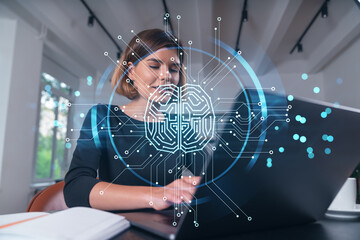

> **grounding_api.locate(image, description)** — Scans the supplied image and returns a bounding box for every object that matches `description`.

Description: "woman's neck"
[120,97,161,122]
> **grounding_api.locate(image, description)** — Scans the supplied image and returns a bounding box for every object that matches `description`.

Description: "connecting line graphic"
[65,11,296,228]
[212,182,252,221]
[206,184,242,218]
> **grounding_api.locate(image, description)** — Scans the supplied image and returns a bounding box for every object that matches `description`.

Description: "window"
[33,72,72,182]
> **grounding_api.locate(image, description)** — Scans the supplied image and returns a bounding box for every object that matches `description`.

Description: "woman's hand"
[151,176,201,211]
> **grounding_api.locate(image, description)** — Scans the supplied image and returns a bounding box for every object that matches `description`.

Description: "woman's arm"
[89,176,201,211]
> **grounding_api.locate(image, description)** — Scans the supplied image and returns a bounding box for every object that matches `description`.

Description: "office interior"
[0,0,359,217]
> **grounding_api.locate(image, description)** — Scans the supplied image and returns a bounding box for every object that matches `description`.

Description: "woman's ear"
[127,62,135,80]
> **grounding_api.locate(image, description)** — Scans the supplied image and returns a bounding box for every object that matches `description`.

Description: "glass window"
[34,73,72,182]
[54,97,70,179]
[35,90,56,179]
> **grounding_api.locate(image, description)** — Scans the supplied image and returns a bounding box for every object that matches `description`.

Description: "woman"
[64,29,202,211]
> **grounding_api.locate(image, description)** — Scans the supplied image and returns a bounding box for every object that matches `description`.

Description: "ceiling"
[5,0,360,77]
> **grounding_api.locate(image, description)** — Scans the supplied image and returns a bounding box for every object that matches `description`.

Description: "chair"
[27,181,68,212]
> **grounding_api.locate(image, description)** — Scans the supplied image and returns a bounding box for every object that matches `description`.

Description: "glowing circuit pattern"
[144,83,215,153]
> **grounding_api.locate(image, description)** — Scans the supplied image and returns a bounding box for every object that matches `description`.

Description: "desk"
[113,217,360,240]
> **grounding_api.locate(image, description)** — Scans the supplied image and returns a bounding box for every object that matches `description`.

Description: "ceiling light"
[297,43,303,53]
[243,10,248,22]
[88,15,94,27]
[321,4,328,18]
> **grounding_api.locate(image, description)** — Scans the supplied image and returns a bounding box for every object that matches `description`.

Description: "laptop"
[121,90,360,239]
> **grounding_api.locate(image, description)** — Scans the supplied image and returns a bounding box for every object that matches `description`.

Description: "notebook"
[0,207,130,239]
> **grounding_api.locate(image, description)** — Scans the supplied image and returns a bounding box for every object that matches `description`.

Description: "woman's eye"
[149,66,159,69]
[170,68,179,73]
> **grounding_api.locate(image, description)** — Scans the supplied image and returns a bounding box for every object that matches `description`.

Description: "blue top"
[64,104,206,208]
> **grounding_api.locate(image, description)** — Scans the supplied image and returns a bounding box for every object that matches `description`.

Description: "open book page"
[0,212,49,228]
[0,207,130,240]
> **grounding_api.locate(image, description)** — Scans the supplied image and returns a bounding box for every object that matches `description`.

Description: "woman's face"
[128,48,181,103]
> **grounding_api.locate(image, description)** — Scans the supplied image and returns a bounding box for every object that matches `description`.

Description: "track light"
[243,10,248,22]
[297,43,303,53]
[321,3,328,18]
[88,15,94,27]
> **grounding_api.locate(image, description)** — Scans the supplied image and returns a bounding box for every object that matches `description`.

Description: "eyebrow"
[147,58,163,63]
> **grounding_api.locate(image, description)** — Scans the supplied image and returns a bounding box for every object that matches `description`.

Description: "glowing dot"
[293,134,300,140]
[287,95,294,101]
[65,143,71,149]
[295,115,301,121]
[321,112,327,118]
[308,153,314,159]
[74,91,80,97]
[313,87,320,94]
[300,117,306,124]
[324,148,331,155]
[333,102,340,108]
[322,134,328,141]
[300,136,307,143]
[80,113,85,118]
[301,73,308,80]
[327,135,334,142]
[307,147,313,153]
[325,108,332,114]
[266,158,272,168]
[275,126,279,130]
[87,76,93,81]
[279,147,285,153]
[45,85,51,91]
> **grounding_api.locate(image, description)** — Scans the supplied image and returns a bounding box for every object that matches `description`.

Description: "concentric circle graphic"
[106,45,268,187]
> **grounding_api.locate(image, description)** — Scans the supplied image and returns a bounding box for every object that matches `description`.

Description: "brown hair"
[111,29,185,100]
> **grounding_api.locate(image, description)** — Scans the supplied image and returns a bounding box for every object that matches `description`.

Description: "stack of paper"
[0,207,130,239]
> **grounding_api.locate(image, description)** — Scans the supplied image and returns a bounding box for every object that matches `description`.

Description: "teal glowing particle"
[300,117,306,124]
[287,95,294,101]
[325,108,332,114]
[87,76,93,86]
[295,115,301,121]
[80,113,85,118]
[65,143,72,149]
[327,135,334,142]
[308,153,314,159]
[45,85,51,91]
[324,148,331,155]
[313,87,320,94]
[322,134,328,141]
[333,102,340,108]
[293,134,300,140]
[321,112,327,118]
[266,158,272,168]
[54,120,59,127]
[307,147,313,153]
[279,147,285,153]
[301,73,308,80]
[300,136,307,143]
[275,126,279,131]
[74,90,81,97]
